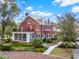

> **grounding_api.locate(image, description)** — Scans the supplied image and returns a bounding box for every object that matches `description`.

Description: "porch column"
[26,33,30,42]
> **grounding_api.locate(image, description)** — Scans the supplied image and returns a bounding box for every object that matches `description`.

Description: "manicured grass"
[50,48,72,59]
[0,56,7,59]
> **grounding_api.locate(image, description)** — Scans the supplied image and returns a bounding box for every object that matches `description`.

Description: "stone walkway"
[43,41,62,55]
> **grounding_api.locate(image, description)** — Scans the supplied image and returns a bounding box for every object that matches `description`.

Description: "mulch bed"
[0,51,67,59]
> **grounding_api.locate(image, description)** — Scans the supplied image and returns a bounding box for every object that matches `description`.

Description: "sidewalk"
[73,49,79,59]
[43,41,62,55]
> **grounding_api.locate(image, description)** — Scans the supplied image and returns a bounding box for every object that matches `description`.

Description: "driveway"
[0,52,67,59]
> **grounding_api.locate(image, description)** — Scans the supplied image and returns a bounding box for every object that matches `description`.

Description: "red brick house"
[12,14,55,42]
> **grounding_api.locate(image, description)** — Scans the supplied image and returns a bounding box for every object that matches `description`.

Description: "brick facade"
[19,16,54,38]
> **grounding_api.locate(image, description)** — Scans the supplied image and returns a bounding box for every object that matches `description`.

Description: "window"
[36,34,37,38]
[18,34,22,40]
[45,33,50,38]
[14,34,18,40]
[35,34,40,38]
[32,33,35,38]
[28,19,31,24]
[45,26,50,29]
[23,34,26,41]
[30,25,32,30]
[30,34,33,41]
[14,34,22,40]
[36,25,40,31]
[21,27,23,31]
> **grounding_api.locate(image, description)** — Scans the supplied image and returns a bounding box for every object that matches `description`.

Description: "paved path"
[43,41,62,55]
[73,41,79,59]
[77,42,79,47]
[73,49,79,59]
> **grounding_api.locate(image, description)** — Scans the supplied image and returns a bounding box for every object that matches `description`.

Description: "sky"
[16,0,79,23]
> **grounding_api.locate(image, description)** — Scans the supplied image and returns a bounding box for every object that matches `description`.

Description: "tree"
[5,20,17,35]
[0,0,19,44]
[58,12,77,48]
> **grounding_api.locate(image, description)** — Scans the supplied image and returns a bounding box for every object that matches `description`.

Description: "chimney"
[48,18,50,24]
[26,12,28,16]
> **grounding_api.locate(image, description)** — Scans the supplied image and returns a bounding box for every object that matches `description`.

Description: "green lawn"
[50,48,72,59]
[0,56,7,59]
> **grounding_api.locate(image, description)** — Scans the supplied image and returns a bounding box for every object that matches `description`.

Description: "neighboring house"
[12,14,56,42]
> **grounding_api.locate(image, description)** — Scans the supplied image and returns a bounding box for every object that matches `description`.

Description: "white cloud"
[0,0,5,3]
[26,6,33,11]
[56,14,61,17]
[30,11,53,17]
[52,0,79,6]
[21,2,25,3]
[54,0,61,3]
[72,6,79,13]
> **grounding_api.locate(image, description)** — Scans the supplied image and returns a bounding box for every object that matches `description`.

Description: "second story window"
[36,25,40,31]
[29,25,32,30]
[45,26,50,29]
[21,27,23,32]
[28,19,31,24]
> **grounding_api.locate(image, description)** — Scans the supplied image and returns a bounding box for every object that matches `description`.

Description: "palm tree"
[0,0,19,44]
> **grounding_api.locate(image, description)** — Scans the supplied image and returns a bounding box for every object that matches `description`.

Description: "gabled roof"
[28,16,41,24]
[19,16,41,27]
[19,15,55,27]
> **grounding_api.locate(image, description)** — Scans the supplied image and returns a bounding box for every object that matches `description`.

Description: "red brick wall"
[19,16,40,32]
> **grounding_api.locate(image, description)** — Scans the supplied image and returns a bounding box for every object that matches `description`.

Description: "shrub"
[51,36,58,40]
[11,42,32,47]
[4,38,12,43]
[34,47,46,52]
[43,38,53,43]
[32,38,43,48]
[0,44,2,50]
[12,46,26,51]
[59,42,77,48]
[42,38,46,42]
[12,46,33,51]
[25,47,33,51]
[0,44,12,51]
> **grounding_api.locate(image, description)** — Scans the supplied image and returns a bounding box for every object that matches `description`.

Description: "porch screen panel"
[18,34,22,40]
[23,34,26,41]
[15,34,18,40]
